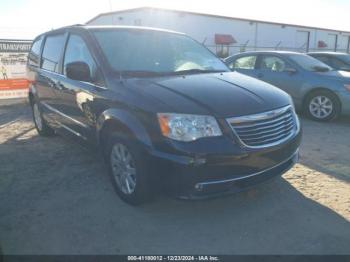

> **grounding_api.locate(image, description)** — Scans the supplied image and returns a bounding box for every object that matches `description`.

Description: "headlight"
[157,113,222,142]
[344,84,350,92]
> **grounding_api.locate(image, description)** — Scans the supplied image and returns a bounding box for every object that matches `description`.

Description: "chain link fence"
[206,44,350,58]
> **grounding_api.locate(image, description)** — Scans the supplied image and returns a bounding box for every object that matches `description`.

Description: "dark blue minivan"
[27,26,301,204]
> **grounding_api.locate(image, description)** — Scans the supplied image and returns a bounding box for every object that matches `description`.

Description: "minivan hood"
[124,72,292,118]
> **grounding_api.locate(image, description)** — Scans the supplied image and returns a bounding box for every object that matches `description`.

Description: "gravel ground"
[0,102,349,255]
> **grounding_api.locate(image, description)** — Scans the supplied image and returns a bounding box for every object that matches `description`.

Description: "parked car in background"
[308,52,350,72]
[224,51,350,121]
[27,26,301,205]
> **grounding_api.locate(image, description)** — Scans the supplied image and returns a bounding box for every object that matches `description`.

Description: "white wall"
[337,34,350,51]
[88,8,350,55]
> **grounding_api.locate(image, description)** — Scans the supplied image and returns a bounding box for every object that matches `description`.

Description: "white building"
[86,7,350,57]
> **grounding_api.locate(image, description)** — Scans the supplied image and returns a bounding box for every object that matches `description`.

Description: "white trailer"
[87,7,350,57]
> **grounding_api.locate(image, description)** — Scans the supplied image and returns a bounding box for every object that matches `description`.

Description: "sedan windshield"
[92,29,229,76]
[338,55,350,64]
[288,54,333,72]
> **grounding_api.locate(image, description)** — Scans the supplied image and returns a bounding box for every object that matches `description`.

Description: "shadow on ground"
[298,115,350,182]
[0,103,349,255]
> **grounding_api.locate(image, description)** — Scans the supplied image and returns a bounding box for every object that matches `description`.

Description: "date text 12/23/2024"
[128,256,219,261]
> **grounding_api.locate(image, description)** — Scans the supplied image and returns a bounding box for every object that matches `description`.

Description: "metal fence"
[206,44,350,58]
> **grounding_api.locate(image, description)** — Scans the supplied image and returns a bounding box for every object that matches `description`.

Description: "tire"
[304,90,341,121]
[104,132,152,205]
[31,101,55,136]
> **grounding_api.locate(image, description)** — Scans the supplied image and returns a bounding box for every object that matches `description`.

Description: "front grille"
[227,105,297,148]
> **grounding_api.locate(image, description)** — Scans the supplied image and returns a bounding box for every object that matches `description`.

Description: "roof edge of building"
[86,6,350,34]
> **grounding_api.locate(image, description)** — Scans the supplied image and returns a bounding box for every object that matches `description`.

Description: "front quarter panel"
[96,108,153,149]
[28,83,38,102]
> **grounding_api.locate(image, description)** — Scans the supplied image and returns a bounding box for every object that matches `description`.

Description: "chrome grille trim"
[244,131,293,146]
[234,113,293,129]
[237,119,294,136]
[228,105,291,124]
[227,105,298,148]
[242,125,294,142]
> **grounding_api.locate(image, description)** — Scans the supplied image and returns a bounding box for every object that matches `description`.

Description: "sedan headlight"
[157,113,222,142]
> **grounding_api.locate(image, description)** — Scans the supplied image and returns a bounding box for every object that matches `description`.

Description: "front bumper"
[338,90,350,115]
[149,129,301,199]
[187,149,298,199]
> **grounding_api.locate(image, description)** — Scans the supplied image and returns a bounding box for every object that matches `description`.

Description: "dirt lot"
[0,102,349,255]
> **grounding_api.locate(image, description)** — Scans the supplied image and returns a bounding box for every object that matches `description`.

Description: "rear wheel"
[105,133,152,205]
[304,90,340,121]
[31,101,55,136]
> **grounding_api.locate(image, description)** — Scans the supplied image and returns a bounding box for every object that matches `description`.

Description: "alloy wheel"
[309,95,333,119]
[110,143,137,195]
[33,103,43,131]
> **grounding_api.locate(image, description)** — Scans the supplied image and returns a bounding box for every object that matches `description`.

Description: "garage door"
[338,35,350,52]
[296,31,310,52]
[327,34,337,51]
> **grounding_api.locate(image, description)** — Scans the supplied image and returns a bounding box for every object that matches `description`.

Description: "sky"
[1,0,350,40]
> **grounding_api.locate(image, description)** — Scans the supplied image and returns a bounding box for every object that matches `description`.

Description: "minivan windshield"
[92,29,229,76]
[288,54,333,72]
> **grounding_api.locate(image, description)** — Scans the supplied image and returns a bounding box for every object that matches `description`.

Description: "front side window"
[288,54,332,72]
[332,57,350,69]
[92,29,228,75]
[63,34,97,81]
[231,56,257,70]
[41,34,66,73]
[314,55,331,66]
[339,55,350,64]
[260,56,286,72]
[28,36,43,67]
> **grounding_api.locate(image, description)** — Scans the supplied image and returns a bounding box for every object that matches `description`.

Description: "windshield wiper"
[117,70,166,78]
[168,69,227,75]
[115,69,227,78]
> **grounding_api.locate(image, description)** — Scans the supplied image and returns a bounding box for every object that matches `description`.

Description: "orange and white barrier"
[0,39,32,100]
[0,79,29,99]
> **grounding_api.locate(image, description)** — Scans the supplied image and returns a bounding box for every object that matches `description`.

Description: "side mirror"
[284,67,297,74]
[66,61,91,82]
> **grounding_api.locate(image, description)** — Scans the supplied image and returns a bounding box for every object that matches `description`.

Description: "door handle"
[48,80,64,90]
[257,73,264,79]
[48,81,56,88]
[55,81,65,90]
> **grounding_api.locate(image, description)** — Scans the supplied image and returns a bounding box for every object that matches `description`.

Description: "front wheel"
[304,90,340,121]
[105,133,152,205]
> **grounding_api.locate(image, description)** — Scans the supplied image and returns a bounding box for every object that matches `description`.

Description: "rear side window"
[231,56,257,70]
[332,57,349,69]
[28,36,43,67]
[41,34,66,73]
